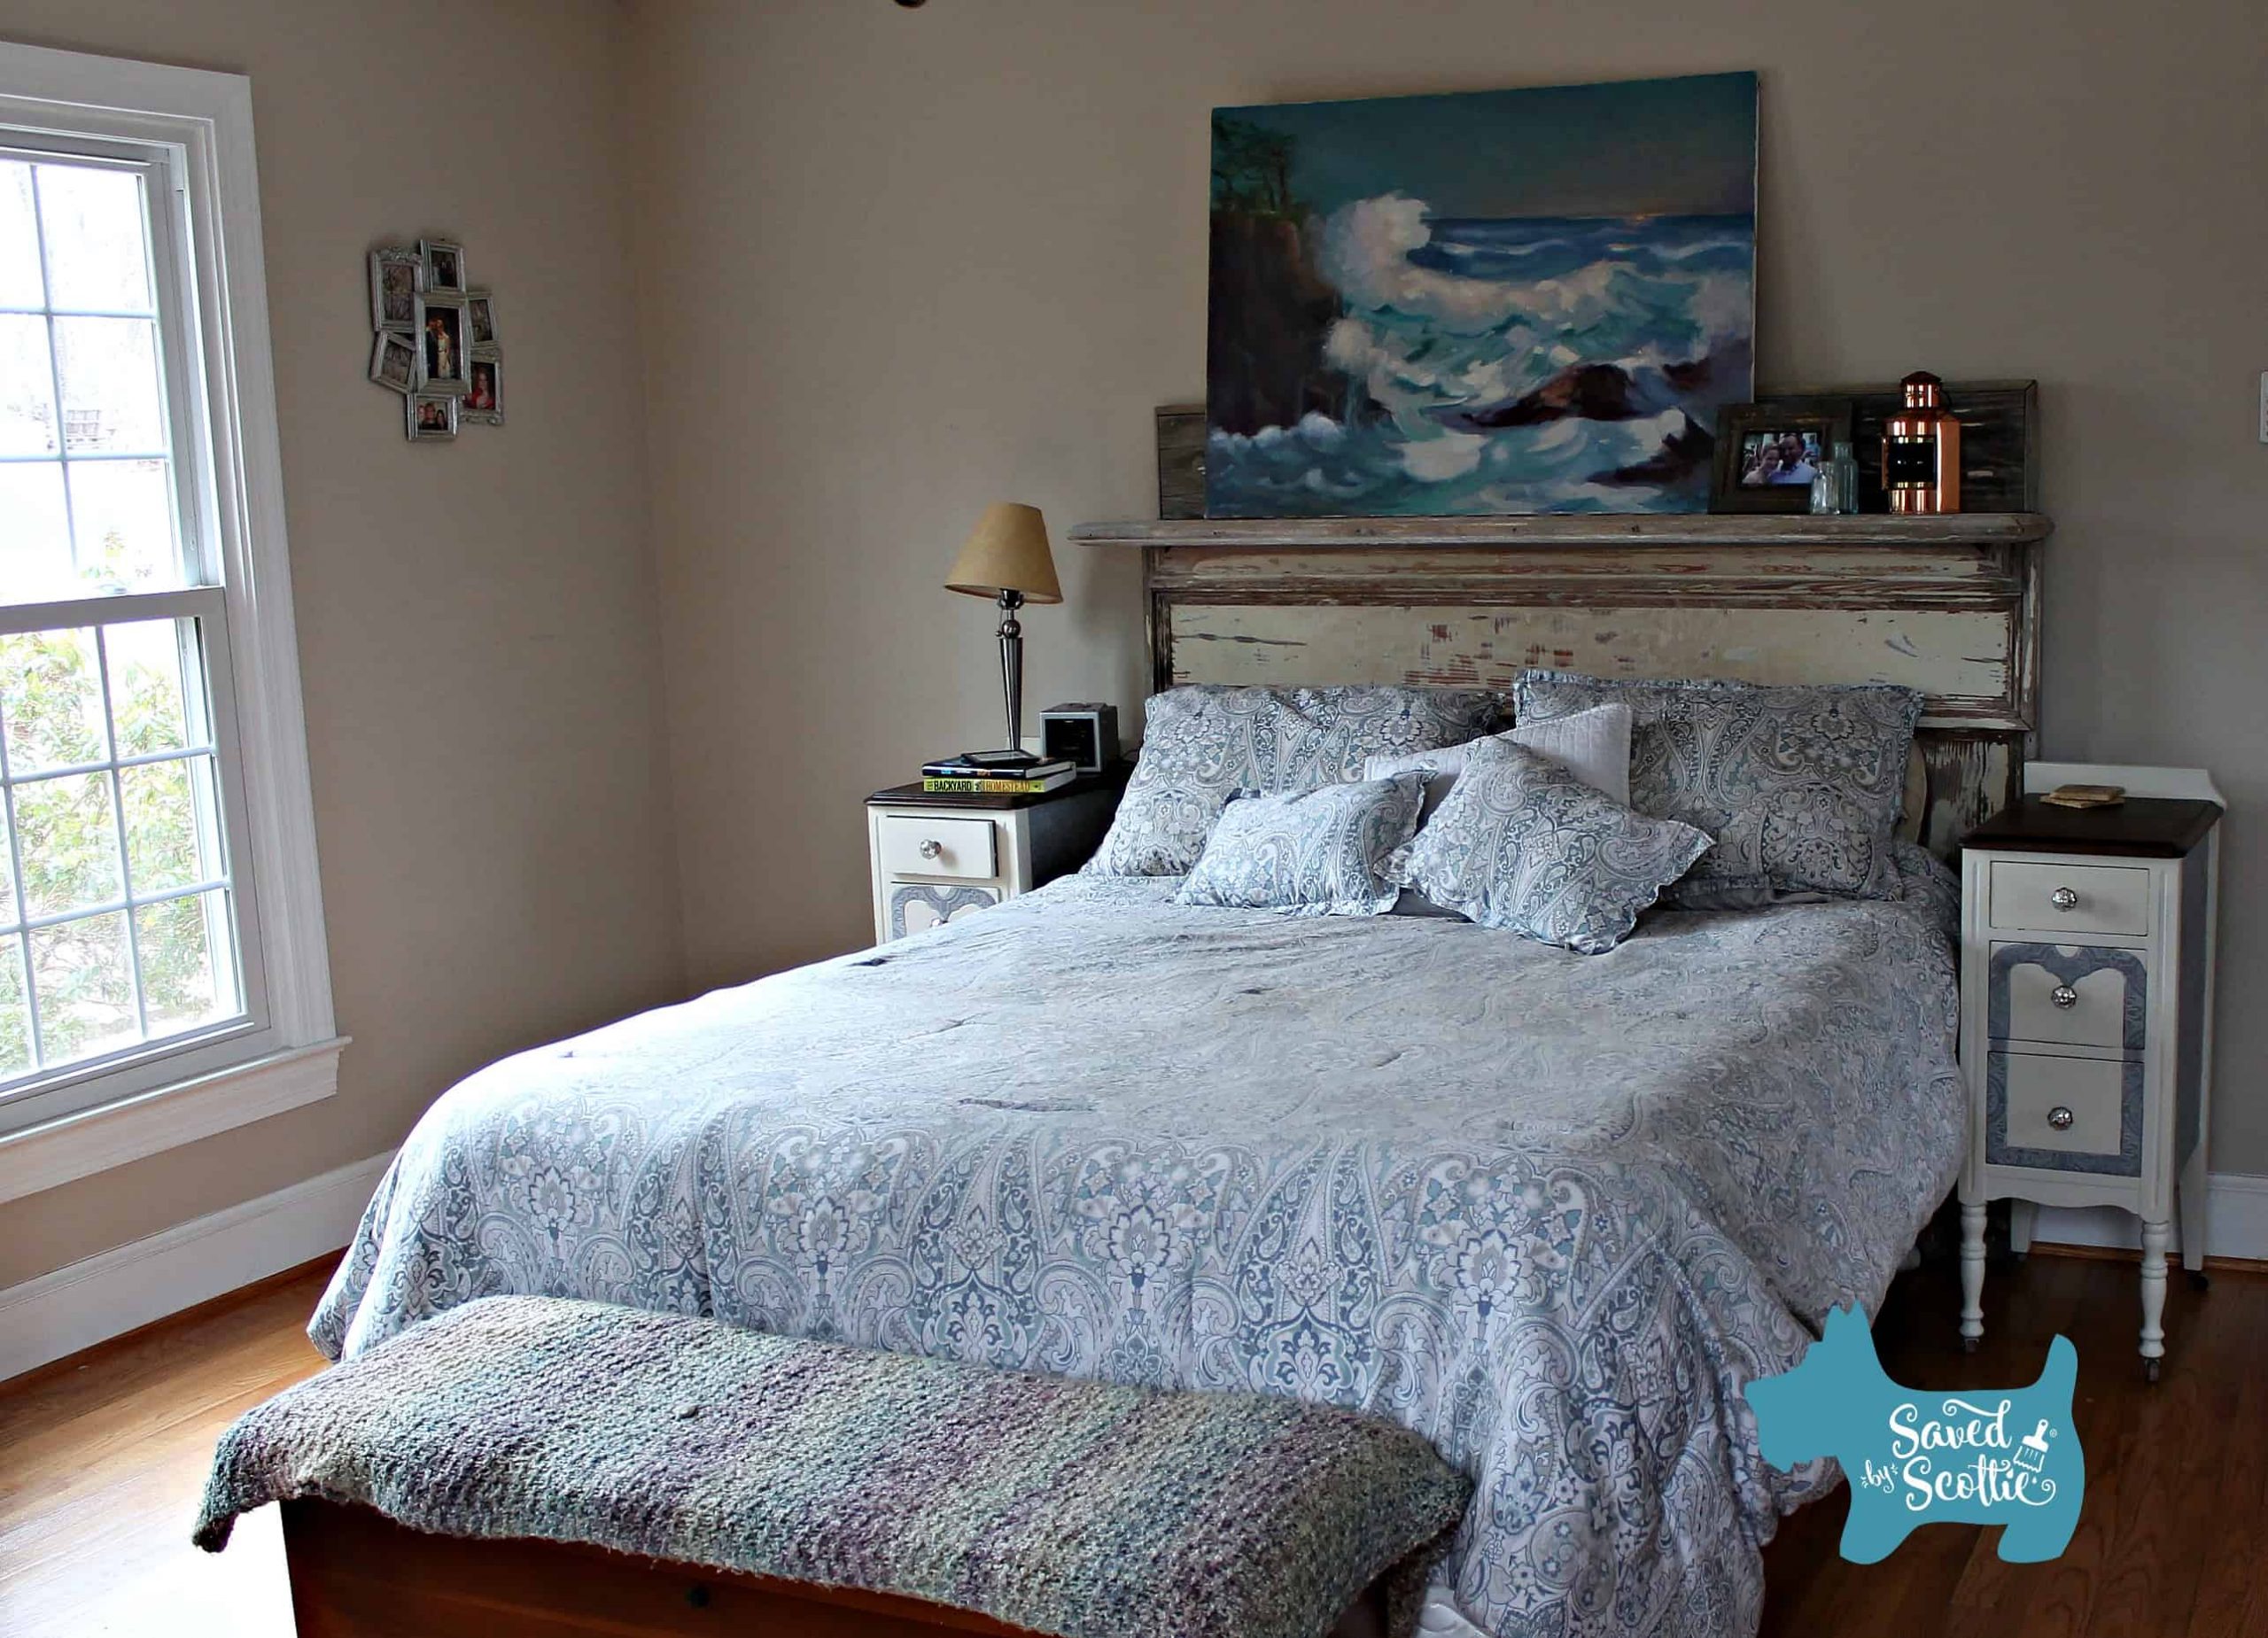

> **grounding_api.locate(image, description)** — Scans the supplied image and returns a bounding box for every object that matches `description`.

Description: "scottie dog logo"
[1744,1304,2082,1563]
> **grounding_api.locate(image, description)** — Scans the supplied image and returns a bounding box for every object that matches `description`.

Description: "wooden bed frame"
[1069,512,2050,857]
[281,1500,1390,1637]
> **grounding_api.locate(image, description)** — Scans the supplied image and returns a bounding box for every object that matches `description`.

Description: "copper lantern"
[1882,371,1961,514]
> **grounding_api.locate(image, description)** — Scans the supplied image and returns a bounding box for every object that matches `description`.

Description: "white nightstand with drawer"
[864,767,1129,944]
[1956,762,2225,1380]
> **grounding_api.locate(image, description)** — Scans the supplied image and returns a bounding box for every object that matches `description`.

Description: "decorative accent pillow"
[1363,702,1635,918]
[1514,670,1922,904]
[1086,685,1503,877]
[1174,773,1429,918]
[1363,700,1634,814]
[1387,737,1711,953]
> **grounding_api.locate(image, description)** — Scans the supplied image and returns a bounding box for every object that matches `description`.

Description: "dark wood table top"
[1962,795,2222,858]
[866,761,1133,811]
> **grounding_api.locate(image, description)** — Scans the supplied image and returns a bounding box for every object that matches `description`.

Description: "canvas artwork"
[1206,72,1758,517]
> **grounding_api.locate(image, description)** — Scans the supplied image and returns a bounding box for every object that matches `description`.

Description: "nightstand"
[865,765,1130,943]
[1956,762,2225,1380]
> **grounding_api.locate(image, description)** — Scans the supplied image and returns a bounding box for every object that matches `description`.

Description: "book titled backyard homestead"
[921,755,1075,795]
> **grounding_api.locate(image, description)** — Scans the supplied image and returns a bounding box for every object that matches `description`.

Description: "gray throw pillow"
[1174,773,1429,918]
[1087,685,1503,877]
[1388,737,1712,953]
[1514,670,1922,904]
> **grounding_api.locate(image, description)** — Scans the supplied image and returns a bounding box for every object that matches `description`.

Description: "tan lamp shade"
[945,502,1061,604]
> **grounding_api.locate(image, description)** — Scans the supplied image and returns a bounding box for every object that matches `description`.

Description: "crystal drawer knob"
[2047,1105,2076,1130]
[2051,985,2079,1009]
[2050,886,2080,911]
[918,839,944,860]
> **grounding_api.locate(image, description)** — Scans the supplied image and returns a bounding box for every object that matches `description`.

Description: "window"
[0,44,338,1196]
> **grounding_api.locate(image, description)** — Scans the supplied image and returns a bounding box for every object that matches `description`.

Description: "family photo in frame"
[365,237,505,439]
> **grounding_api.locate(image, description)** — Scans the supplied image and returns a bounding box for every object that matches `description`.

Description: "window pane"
[67,458,183,590]
[0,462,76,603]
[105,619,202,755]
[0,164,42,308]
[121,755,217,895]
[0,795,14,924]
[54,316,165,454]
[29,909,136,1067]
[0,313,58,455]
[0,937,29,1078]
[13,772,122,919]
[136,889,236,1036]
[35,163,151,314]
[1,627,110,773]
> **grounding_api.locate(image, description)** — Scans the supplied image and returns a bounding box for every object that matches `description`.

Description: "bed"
[313,514,2047,1638]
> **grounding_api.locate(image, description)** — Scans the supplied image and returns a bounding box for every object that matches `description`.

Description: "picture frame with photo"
[420,237,467,294]
[407,393,458,441]
[368,328,418,396]
[463,351,504,424]
[1710,402,1852,513]
[369,245,423,330]
[465,289,499,351]
[412,292,471,397]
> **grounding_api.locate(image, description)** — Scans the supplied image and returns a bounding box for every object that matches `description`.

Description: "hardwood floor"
[0,1260,330,1638]
[0,1251,2259,1637]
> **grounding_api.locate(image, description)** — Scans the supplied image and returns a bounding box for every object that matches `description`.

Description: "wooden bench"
[281,1499,1392,1637]
[198,1297,1467,1638]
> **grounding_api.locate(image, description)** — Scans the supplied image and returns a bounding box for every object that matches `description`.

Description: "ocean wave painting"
[1206,73,1758,517]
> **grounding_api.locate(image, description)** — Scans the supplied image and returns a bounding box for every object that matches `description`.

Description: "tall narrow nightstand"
[865,765,1130,944]
[1956,762,2225,1380]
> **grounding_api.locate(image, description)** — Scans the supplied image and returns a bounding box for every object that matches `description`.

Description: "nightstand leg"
[2140,1218,2170,1378]
[1959,1201,1986,1349]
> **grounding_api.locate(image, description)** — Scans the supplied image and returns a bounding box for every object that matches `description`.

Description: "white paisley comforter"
[314,848,1964,1638]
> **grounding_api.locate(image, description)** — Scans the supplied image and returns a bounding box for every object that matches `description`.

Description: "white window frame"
[0,43,342,1203]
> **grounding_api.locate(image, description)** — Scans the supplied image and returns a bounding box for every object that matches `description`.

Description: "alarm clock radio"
[1039,703,1120,775]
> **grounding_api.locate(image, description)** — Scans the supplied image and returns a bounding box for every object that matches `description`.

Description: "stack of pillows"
[1083,673,1923,954]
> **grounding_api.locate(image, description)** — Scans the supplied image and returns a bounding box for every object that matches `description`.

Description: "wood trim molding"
[0,1145,388,1382]
[0,1036,348,1204]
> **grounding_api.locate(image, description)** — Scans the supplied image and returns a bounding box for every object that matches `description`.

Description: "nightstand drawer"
[1988,943,2148,1052]
[876,815,998,880]
[1987,1051,2142,1176]
[1987,860,2151,936]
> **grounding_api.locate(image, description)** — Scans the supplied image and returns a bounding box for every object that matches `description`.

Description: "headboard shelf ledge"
[1071,514,2052,549]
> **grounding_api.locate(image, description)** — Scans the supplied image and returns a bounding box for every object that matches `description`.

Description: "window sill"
[0,1036,349,1205]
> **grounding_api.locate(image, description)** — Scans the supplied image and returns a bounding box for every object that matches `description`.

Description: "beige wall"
[625,1,2268,1165]
[5,0,2264,1290]
[0,0,686,1286]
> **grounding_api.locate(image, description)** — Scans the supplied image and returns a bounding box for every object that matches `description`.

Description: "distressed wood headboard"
[1070,514,2049,857]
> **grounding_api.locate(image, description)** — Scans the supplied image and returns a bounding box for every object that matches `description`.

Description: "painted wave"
[1208,198,1754,516]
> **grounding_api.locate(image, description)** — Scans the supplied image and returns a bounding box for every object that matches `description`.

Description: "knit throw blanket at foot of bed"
[193,1295,1470,1638]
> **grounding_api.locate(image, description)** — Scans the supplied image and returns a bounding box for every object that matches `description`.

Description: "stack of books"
[921,750,1076,794]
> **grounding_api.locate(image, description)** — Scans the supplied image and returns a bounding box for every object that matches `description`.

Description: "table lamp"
[945,502,1061,767]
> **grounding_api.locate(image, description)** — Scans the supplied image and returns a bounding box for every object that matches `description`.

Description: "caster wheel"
[1961,1335,1980,1354]
[2189,1270,2211,1293]
[2143,1357,2161,1384]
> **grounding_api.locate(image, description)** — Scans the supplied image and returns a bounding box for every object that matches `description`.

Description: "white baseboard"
[0,1148,392,1383]
[2019,1171,2268,1262]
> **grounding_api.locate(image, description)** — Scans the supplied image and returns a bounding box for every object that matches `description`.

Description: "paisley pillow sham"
[1387,736,1712,953]
[1174,773,1430,918]
[1086,685,1503,877]
[1513,670,1922,904]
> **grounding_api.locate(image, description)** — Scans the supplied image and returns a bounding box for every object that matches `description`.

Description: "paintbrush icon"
[2016,1419,2053,1474]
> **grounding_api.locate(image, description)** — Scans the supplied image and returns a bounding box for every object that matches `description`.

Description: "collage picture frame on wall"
[366,237,504,440]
